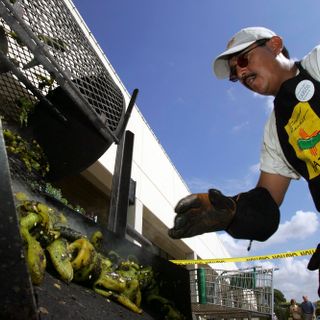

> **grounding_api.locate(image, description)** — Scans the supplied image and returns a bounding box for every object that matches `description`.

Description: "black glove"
[168,189,236,239]
[308,243,320,271]
[168,187,280,242]
[307,243,320,298]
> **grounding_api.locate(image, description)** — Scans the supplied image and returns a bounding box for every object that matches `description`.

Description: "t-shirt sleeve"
[301,45,320,81]
[260,111,300,179]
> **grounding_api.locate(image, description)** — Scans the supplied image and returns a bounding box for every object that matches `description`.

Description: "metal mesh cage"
[0,0,139,180]
[0,0,126,140]
[190,267,274,318]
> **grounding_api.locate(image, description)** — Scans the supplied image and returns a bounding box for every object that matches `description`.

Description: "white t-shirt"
[260,45,320,179]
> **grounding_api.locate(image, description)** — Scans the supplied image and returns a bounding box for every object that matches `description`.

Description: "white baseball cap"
[213,27,277,79]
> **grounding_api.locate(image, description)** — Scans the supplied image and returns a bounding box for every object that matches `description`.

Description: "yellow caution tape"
[170,248,316,265]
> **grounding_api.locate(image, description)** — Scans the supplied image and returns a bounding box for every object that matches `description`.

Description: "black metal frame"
[0,118,38,320]
[107,130,134,237]
[107,129,155,250]
[0,0,132,144]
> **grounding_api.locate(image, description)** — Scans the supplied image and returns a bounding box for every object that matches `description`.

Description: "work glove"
[307,243,320,271]
[168,187,280,242]
[307,243,320,298]
[168,189,236,239]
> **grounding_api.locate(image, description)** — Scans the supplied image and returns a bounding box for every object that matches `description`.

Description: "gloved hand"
[307,243,320,298]
[168,189,236,239]
[308,243,320,271]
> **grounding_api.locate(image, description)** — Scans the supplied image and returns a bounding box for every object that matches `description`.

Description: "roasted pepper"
[47,238,73,283]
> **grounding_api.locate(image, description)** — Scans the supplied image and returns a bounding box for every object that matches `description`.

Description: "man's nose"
[237,65,248,81]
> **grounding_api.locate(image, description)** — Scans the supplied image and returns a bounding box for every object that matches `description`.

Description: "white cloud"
[232,121,249,132]
[186,177,216,192]
[186,175,253,195]
[219,210,319,253]
[218,163,260,195]
[218,233,249,257]
[270,210,319,244]
[249,163,260,175]
[212,235,319,302]
[187,162,261,195]
[273,258,318,302]
[265,96,274,114]
[218,210,319,301]
[227,87,236,101]
[240,258,318,302]
[252,93,274,115]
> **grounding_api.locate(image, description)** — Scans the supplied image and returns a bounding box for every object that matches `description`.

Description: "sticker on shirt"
[285,102,320,180]
[295,80,315,102]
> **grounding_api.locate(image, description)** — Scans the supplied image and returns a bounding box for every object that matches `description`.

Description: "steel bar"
[107,130,134,238]
[0,119,38,320]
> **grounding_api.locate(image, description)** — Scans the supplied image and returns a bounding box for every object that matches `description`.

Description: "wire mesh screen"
[190,267,274,317]
[0,0,125,138]
[0,0,133,180]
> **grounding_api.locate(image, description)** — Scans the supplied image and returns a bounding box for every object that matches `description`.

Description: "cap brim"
[213,40,256,79]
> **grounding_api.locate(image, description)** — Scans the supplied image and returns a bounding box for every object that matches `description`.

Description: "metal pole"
[0,119,38,319]
[197,268,207,304]
[107,130,134,238]
[271,268,275,318]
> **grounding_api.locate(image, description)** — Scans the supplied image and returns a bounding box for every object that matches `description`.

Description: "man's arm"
[168,171,291,241]
[257,171,291,206]
[225,171,291,241]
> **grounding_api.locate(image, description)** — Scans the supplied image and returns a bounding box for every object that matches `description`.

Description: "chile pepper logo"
[285,102,320,180]
[297,128,320,156]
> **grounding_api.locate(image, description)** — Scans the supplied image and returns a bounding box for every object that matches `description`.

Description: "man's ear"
[267,36,283,55]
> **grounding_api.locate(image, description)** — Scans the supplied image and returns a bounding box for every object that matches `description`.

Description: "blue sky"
[72,0,320,302]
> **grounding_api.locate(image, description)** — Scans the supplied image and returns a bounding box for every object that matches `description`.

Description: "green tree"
[315,300,320,316]
[274,289,286,304]
[274,288,289,320]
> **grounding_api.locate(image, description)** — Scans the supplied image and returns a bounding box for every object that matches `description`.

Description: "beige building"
[64,0,235,268]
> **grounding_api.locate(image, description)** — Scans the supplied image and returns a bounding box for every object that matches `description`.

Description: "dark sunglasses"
[229,38,269,82]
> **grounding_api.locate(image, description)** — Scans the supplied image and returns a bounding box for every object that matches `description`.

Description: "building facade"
[64,0,235,269]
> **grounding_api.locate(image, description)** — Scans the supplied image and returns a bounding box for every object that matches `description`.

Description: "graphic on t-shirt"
[297,128,320,156]
[285,102,320,180]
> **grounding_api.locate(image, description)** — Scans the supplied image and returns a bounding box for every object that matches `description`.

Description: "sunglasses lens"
[237,55,248,68]
[229,65,238,82]
[229,39,269,82]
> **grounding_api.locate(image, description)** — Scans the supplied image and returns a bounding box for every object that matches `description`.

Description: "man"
[168,27,320,280]
[300,296,315,320]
